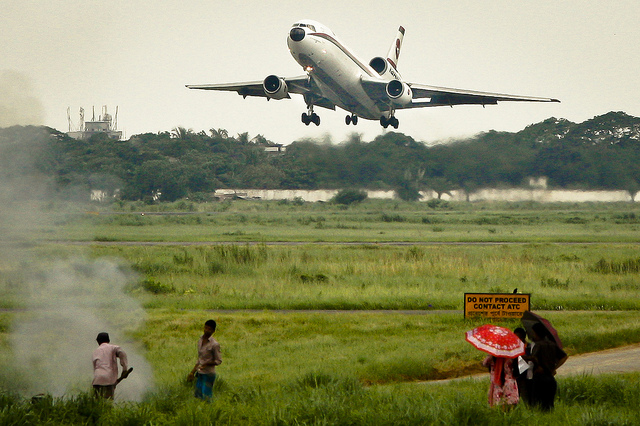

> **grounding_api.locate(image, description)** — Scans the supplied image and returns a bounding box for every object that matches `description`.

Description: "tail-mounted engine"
[386,79,412,106]
[369,57,402,81]
[263,75,289,100]
[370,57,388,75]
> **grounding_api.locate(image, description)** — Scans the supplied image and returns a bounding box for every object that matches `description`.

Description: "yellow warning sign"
[464,293,530,319]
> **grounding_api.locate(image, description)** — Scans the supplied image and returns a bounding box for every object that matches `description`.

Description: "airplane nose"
[289,27,305,42]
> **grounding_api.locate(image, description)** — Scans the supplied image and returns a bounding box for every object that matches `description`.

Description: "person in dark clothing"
[526,322,568,411]
[513,327,532,405]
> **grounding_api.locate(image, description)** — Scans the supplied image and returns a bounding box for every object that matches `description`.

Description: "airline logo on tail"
[387,26,405,69]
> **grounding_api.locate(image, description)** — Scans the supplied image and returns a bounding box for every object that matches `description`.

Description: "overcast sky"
[2,0,639,144]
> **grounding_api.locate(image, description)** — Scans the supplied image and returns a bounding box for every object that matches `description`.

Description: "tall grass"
[2,373,640,425]
[2,306,640,423]
[47,199,640,243]
[86,243,640,311]
[3,201,640,422]
[131,310,640,390]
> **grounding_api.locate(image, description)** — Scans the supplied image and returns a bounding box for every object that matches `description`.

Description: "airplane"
[187,20,559,129]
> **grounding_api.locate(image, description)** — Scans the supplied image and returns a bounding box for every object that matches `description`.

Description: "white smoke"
[0,70,44,127]
[10,257,154,400]
[0,118,154,401]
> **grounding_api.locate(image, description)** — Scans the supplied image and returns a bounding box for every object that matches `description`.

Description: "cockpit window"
[293,23,316,32]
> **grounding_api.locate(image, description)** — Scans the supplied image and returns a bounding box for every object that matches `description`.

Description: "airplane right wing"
[186,80,269,98]
[187,75,337,110]
[187,75,309,98]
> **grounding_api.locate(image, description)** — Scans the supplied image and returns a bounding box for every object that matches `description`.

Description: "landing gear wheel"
[380,116,398,129]
[303,105,320,126]
[352,115,358,125]
[345,115,351,125]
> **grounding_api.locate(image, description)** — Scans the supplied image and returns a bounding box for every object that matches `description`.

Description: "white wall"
[214,188,635,203]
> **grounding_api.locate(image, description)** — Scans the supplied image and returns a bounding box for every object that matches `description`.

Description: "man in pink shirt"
[187,319,222,400]
[92,332,129,399]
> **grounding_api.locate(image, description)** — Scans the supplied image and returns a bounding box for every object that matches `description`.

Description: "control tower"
[67,106,123,140]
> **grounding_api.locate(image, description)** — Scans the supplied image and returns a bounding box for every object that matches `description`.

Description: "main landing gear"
[301,105,320,126]
[345,114,358,125]
[380,115,399,129]
[302,112,320,126]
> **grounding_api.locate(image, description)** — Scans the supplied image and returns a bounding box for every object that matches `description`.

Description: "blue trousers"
[195,372,216,400]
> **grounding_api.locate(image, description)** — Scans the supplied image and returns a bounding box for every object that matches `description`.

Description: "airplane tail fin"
[386,26,405,70]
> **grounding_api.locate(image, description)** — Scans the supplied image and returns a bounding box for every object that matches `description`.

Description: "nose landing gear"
[345,114,358,125]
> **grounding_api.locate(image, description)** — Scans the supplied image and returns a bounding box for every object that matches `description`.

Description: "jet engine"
[369,57,388,75]
[263,75,289,100]
[369,56,401,81]
[386,80,412,106]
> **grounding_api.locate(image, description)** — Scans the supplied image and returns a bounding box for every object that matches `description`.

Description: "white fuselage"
[287,22,390,120]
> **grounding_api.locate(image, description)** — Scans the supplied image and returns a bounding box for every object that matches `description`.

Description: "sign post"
[464,293,530,319]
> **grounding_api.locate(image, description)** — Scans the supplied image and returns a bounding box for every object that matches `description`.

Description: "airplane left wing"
[407,83,560,107]
[361,78,559,110]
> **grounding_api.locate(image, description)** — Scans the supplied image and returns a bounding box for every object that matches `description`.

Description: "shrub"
[592,258,640,274]
[140,278,174,294]
[331,189,368,205]
[381,213,406,222]
[299,273,329,283]
[427,198,449,209]
[541,278,570,289]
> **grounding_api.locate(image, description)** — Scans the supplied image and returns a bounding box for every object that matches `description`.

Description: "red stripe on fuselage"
[309,32,377,78]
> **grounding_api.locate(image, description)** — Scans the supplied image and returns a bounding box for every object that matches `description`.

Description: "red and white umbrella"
[465,324,525,358]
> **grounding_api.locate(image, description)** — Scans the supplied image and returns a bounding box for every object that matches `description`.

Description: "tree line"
[1,112,639,202]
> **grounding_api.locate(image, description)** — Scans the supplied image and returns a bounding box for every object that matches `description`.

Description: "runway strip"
[47,240,629,246]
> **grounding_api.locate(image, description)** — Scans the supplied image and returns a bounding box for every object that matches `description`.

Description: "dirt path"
[430,344,640,384]
[556,343,640,376]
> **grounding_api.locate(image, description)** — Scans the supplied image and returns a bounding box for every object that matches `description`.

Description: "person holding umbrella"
[482,354,520,408]
[525,322,568,411]
[513,327,533,405]
[466,324,525,408]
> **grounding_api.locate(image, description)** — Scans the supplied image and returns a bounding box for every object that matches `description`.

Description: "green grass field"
[1,200,640,424]
[26,199,640,243]
[2,309,640,424]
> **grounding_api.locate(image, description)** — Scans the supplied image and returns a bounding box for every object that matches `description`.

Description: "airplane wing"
[186,75,337,110]
[187,81,268,98]
[407,83,560,107]
[186,75,310,98]
[361,78,559,110]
